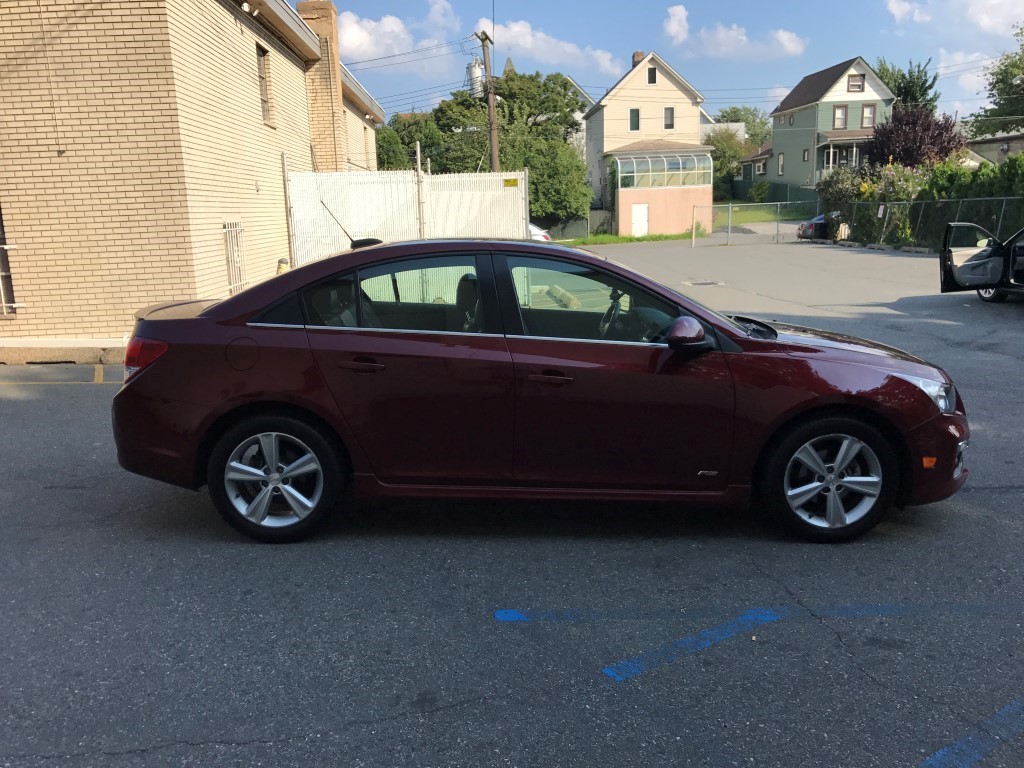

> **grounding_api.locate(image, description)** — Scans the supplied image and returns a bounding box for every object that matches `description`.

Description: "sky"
[324,0,1021,121]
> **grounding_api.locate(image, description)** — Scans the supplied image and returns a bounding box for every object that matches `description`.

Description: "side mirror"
[666,316,711,352]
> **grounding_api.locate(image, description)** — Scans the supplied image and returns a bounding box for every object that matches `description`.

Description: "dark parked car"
[940,222,1024,303]
[797,214,827,240]
[113,239,970,543]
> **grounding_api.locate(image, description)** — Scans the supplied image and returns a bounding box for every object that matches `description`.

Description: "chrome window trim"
[506,334,669,349]
[246,322,306,329]
[303,325,505,339]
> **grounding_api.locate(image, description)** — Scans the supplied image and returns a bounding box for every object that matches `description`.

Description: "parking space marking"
[93,364,103,383]
[601,607,792,683]
[919,696,1024,767]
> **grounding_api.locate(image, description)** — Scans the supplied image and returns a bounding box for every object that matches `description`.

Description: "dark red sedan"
[112,239,969,543]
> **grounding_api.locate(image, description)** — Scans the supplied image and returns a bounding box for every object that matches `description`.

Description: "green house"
[768,57,895,189]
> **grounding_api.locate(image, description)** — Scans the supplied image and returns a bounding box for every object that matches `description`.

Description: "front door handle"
[527,371,573,386]
[337,357,385,374]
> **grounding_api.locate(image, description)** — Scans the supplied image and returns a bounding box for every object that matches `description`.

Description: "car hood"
[767,321,948,381]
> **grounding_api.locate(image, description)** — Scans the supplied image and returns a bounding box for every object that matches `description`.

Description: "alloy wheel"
[783,433,883,530]
[223,431,324,528]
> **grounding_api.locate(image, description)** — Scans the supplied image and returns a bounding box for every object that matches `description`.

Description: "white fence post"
[691,205,696,249]
[726,203,732,246]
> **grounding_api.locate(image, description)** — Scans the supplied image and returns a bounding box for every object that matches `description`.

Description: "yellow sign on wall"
[503,179,518,188]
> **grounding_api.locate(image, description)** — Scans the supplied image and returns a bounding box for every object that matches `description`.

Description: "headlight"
[893,373,955,414]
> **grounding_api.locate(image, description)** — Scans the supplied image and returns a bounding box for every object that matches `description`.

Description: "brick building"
[0,0,383,339]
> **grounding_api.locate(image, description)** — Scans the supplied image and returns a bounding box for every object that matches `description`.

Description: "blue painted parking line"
[600,607,793,683]
[919,696,1024,767]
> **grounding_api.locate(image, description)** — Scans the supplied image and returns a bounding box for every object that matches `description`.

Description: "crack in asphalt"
[744,547,984,737]
[0,696,489,763]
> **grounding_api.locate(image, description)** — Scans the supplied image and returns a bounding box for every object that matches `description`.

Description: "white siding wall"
[821,65,891,103]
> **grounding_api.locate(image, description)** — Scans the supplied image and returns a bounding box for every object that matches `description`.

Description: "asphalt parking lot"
[2,241,1023,767]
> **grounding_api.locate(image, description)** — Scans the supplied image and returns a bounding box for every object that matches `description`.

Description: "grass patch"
[566,225,706,247]
[712,203,818,228]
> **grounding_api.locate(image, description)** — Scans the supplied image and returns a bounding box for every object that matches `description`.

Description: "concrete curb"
[0,343,125,365]
[837,240,864,248]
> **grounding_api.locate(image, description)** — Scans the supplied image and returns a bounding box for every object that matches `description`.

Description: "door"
[631,204,649,237]
[940,223,1008,293]
[496,254,736,492]
[302,253,515,486]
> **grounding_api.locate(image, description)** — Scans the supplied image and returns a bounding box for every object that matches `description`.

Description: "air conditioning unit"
[999,143,1010,153]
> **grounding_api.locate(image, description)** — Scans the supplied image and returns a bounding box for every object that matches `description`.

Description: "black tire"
[977,288,1008,303]
[207,415,345,543]
[759,417,899,543]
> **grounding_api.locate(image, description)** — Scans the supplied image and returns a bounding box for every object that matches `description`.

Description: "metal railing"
[223,222,249,296]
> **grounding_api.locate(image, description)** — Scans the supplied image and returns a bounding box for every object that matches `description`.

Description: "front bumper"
[904,412,970,505]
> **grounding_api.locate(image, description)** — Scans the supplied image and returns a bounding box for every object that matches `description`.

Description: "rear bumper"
[112,384,205,490]
[904,412,970,505]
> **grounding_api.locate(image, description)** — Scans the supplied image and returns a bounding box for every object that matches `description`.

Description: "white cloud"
[664,5,690,44]
[696,23,807,59]
[886,0,931,22]
[938,48,990,100]
[962,0,1018,34]
[339,11,414,61]
[424,0,460,36]
[475,19,623,76]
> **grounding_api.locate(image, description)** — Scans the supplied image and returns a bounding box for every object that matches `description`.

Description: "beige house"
[0,0,383,340]
[585,51,713,236]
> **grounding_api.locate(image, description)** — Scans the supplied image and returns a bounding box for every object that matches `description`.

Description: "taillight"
[124,336,168,382]
[542,233,551,241]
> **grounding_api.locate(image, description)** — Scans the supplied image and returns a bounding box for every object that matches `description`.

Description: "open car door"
[940,223,1008,293]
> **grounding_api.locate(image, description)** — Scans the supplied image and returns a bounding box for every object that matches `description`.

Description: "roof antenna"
[320,200,382,250]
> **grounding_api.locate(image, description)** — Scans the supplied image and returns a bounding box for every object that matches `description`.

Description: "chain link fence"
[692,201,821,247]
[841,197,1024,251]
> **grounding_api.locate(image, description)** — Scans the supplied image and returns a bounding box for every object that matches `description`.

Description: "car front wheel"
[760,417,898,542]
[208,415,344,542]
[977,287,1008,303]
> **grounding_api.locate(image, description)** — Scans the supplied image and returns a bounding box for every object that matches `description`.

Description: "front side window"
[508,256,677,344]
[862,104,876,128]
[833,105,848,129]
[629,108,640,132]
[302,255,484,333]
[664,106,675,130]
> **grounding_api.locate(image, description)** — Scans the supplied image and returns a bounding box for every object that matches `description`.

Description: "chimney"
[632,50,645,69]
[297,1,346,171]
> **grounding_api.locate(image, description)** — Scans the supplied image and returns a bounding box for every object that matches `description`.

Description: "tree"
[388,113,444,168]
[874,58,940,111]
[862,106,966,166]
[967,23,1024,137]
[375,127,411,170]
[431,70,592,221]
[715,106,771,147]
[703,126,750,180]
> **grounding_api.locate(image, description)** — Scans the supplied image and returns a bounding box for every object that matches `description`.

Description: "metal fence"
[223,222,248,296]
[286,169,531,267]
[842,197,1024,250]
[692,200,821,247]
[0,206,17,315]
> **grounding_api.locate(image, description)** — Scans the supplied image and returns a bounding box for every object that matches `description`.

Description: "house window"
[0,205,16,316]
[647,67,657,85]
[629,108,640,132]
[257,45,271,124]
[802,149,809,162]
[778,153,785,176]
[664,107,674,130]
[755,161,766,176]
[833,105,847,129]
[862,104,876,128]
[777,114,785,125]
[848,74,865,92]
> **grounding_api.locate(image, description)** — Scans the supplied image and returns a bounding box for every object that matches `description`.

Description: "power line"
[343,37,474,66]
[376,80,465,101]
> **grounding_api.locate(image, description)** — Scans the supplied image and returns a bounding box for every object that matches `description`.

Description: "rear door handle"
[337,357,385,374]
[527,372,573,386]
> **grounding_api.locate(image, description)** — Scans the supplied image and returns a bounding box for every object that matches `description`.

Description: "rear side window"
[302,273,357,328]
[253,293,304,325]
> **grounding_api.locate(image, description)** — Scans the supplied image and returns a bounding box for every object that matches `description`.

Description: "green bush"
[749,181,769,203]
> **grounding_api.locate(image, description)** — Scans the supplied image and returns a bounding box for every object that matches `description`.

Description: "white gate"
[287,168,530,267]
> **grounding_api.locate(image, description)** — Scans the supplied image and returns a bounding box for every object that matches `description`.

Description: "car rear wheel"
[977,288,1008,303]
[760,417,898,542]
[208,415,344,542]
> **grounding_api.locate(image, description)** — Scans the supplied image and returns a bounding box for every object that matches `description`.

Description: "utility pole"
[475,30,500,172]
